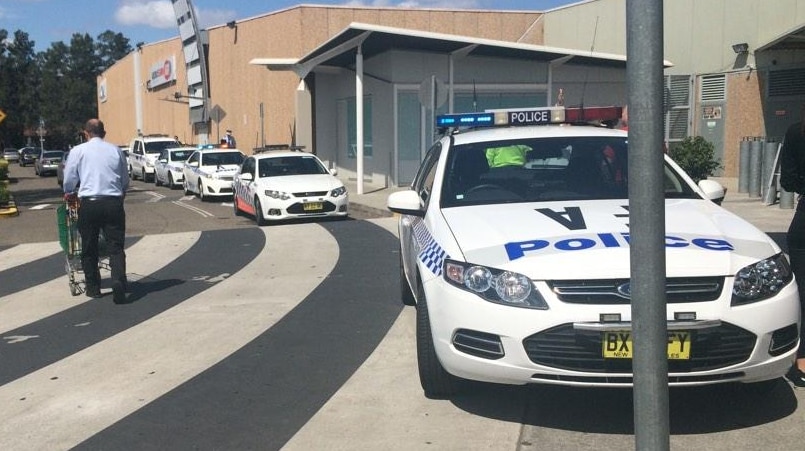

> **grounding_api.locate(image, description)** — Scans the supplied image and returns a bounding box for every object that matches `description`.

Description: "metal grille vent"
[700,75,726,102]
[768,68,805,97]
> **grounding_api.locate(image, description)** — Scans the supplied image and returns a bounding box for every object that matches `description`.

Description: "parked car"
[128,134,181,182]
[57,150,69,186]
[18,147,41,166]
[387,105,800,398]
[154,146,194,188]
[2,148,19,163]
[34,149,64,176]
[182,146,245,200]
[233,150,348,225]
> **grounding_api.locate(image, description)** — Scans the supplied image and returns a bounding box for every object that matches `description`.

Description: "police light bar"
[435,106,622,128]
[197,144,217,149]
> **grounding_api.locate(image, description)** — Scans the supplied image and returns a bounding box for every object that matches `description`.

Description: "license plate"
[303,202,323,211]
[602,331,691,360]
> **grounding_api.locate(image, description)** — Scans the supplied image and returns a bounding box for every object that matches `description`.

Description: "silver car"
[2,148,19,163]
[34,149,64,176]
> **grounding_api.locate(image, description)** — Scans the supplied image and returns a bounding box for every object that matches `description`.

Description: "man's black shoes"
[112,280,127,304]
[86,286,103,298]
[785,365,805,388]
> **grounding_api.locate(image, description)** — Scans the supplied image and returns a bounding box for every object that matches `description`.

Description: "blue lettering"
[692,238,734,251]
[555,238,596,251]
[598,233,620,247]
[665,236,689,247]
[504,233,734,260]
[505,240,550,260]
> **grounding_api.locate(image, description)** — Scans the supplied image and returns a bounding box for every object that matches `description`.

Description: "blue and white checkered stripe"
[412,218,449,276]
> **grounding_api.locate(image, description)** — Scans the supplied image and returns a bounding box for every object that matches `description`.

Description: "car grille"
[548,277,724,304]
[293,190,328,197]
[287,201,337,214]
[522,322,756,373]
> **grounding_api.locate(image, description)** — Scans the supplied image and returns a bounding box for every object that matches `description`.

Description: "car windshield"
[440,136,699,207]
[170,150,192,161]
[258,155,328,177]
[202,151,244,166]
[43,151,64,158]
[23,148,41,155]
[144,141,180,154]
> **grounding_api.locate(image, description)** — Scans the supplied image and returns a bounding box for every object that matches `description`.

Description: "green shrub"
[668,136,722,183]
[0,158,8,181]
[0,181,10,205]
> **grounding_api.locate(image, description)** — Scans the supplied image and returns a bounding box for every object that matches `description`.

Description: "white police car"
[128,134,181,182]
[387,106,800,399]
[182,146,245,200]
[233,150,348,225]
[154,146,194,189]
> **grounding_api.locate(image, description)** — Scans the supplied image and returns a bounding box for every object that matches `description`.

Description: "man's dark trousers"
[78,197,126,293]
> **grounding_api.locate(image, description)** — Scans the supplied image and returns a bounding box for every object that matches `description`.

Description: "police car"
[182,146,245,200]
[128,134,181,182]
[387,106,800,399]
[154,146,194,189]
[232,150,348,225]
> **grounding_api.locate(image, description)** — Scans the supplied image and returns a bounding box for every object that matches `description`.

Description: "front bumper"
[257,193,349,221]
[202,177,234,196]
[424,276,800,387]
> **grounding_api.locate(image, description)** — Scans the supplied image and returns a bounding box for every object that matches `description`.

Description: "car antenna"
[579,15,600,121]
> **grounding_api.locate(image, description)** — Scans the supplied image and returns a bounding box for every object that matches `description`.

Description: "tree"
[668,136,722,183]
[0,30,40,148]
[96,31,132,72]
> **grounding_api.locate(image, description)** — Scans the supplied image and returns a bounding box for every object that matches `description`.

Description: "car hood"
[442,199,780,280]
[256,174,343,193]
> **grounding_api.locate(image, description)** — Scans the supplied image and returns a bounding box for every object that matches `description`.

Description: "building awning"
[756,23,805,51]
[250,22,673,76]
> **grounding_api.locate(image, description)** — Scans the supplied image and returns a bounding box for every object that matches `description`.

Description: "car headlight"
[146,161,154,168]
[444,259,548,309]
[264,189,291,200]
[331,186,347,197]
[732,253,793,305]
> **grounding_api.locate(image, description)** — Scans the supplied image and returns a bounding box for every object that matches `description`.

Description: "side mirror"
[240,172,254,182]
[387,189,424,217]
[698,179,726,205]
[329,168,338,176]
[159,158,168,163]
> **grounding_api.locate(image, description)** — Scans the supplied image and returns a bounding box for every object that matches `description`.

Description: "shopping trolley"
[57,196,109,295]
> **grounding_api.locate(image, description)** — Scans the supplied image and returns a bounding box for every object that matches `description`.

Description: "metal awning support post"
[626,0,670,449]
[356,45,365,195]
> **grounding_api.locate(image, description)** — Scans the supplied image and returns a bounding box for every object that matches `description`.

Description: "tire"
[198,179,206,201]
[154,172,162,187]
[401,251,416,306]
[168,173,175,189]
[128,165,133,179]
[416,290,462,399]
[183,179,191,195]
[254,197,267,226]
[141,169,147,183]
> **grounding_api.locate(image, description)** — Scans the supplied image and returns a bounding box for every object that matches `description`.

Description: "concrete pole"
[356,46,364,195]
[626,0,670,449]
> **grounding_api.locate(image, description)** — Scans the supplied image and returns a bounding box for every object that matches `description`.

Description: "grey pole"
[738,137,750,193]
[626,1,670,449]
[748,138,763,198]
[762,140,778,205]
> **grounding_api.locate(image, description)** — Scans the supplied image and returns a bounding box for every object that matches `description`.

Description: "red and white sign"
[149,55,176,89]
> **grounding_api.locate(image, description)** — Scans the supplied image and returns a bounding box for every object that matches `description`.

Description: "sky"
[0,0,579,52]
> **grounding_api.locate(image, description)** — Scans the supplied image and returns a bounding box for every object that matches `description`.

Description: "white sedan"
[387,105,800,399]
[154,147,194,189]
[182,146,245,201]
[233,151,348,225]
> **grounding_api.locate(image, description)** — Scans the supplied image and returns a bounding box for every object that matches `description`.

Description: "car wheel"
[141,169,147,183]
[416,288,463,399]
[154,172,162,187]
[128,165,133,178]
[183,179,191,195]
[198,180,206,201]
[401,251,416,306]
[168,173,174,189]
[254,197,267,226]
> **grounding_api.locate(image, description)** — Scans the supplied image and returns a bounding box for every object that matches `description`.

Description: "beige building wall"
[98,39,190,147]
[99,6,544,154]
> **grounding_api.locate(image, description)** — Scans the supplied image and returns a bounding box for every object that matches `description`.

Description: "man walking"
[63,119,130,304]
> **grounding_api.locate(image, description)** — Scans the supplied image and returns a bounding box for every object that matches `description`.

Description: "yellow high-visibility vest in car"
[485,145,531,168]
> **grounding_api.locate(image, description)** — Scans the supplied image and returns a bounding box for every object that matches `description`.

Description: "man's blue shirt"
[63,137,129,197]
